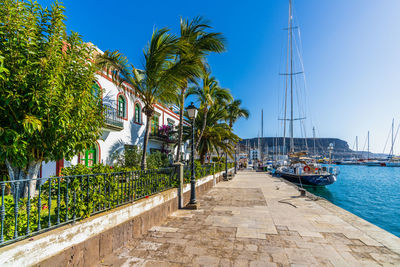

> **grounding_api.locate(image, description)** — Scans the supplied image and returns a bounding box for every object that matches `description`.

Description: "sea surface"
[306,165,400,237]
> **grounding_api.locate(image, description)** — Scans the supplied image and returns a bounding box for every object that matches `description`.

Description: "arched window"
[134,103,141,124]
[118,95,126,118]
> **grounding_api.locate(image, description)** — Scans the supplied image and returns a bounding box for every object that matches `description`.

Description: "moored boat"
[386,157,400,167]
[273,0,339,187]
[275,156,338,186]
[275,166,337,186]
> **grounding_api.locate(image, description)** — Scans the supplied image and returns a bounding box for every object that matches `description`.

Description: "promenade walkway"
[99,170,400,266]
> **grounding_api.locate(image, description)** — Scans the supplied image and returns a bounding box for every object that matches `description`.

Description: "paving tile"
[97,171,400,267]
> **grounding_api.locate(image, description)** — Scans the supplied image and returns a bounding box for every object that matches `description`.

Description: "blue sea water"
[306,165,400,237]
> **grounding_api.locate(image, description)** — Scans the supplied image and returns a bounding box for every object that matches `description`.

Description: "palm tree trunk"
[195,109,208,150]
[175,92,185,162]
[141,113,153,170]
[200,153,206,164]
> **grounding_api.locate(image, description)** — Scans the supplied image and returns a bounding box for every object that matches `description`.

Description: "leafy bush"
[61,163,135,176]
[124,145,142,169]
[147,151,170,170]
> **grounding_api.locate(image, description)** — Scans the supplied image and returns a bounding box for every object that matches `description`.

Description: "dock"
[99,170,400,266]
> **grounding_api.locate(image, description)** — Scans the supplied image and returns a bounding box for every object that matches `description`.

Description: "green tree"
[226,99,250,128]
[183,103,239,164]
[186,72,232,150]
[0,54,9,80]
[0,0,119,197]
[103,28,199,169]
[175,16,226,162]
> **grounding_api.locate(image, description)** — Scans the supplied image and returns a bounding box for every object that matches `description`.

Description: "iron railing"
[0,167,177,247]
[103,104,124,130]
[0,163,234,247]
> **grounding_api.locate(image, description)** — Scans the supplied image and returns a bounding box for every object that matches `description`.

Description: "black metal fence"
[0,167,177,247]
[0,162,235,247]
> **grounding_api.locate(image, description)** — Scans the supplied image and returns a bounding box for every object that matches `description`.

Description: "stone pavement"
[98,170,400,266]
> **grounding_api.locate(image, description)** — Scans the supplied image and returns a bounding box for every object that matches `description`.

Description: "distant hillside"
[239,137,389,159]
[239,137,352,157]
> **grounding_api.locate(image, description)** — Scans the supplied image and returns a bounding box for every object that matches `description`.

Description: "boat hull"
[364,162,386,166]
[386,162,400,167]
[276,172,336,186]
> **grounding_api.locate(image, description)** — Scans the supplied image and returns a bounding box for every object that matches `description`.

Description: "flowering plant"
[158,125,172,137]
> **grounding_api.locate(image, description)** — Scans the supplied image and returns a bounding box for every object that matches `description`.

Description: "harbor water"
[306,165,400,237]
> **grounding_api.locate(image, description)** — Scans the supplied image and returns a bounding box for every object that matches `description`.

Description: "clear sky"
[37,0,400,153]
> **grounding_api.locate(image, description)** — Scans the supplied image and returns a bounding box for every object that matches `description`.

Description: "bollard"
[174,162,184,209]
[299,188,306,197]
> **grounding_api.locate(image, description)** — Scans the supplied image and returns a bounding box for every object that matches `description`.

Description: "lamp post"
[186,102,198,206]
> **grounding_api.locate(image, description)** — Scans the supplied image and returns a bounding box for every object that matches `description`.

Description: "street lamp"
[186,102,198,206]
[224,139,229,179]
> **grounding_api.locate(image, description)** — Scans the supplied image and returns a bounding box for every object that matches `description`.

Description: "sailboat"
[274,0,338,186]
[385,119,400,167]
[336,136,360,165]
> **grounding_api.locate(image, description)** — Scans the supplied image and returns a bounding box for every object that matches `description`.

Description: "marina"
[1,0,400,265]
[306,165,400,238]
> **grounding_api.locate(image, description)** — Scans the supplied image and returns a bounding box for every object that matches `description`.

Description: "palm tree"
[183,103,239,164]
[225,99,250,128]
[102,28,199,169]
[175,16,226,162]
[186,72,232,150]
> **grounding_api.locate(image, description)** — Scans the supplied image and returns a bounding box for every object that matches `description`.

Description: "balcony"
[103,104,124,130]
[149,132,175,144]
[149,125,176,144]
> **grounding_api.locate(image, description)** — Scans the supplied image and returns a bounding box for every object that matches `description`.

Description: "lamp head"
[186,102,198,120]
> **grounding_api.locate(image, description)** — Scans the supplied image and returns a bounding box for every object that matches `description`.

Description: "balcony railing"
[149,132,175,143]
[103,104,123,130]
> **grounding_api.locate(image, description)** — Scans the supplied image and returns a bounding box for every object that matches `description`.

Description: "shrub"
[124,145,142,169]
[147,151,169,170]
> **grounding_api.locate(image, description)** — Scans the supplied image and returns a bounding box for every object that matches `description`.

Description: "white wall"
[41,72,190,177]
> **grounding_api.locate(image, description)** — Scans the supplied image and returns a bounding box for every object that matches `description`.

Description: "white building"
[250,149,260,161]
[41,69,189,177]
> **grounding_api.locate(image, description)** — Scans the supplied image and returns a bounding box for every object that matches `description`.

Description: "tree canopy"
[0,0,116,196]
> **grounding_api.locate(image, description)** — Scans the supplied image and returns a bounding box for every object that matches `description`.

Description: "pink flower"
[42,205,48,210]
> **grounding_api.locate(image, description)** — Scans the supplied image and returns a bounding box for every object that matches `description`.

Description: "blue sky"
[38,0,400,153]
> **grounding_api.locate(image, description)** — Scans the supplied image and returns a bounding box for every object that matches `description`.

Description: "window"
[134,103,141,124]
[80,146,98,167]
[151,115,159,134]
[118,95,126,118]
[167,118,174,127]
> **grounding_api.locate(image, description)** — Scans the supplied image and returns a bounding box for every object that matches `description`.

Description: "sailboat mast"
[289,0,294,153]
[356,136,358,159]
[367,131,370,160]
[261,110,263,162]
[390,118,394,157]
[313,126,316,155]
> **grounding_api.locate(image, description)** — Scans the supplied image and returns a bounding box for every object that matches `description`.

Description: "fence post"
[213,163,216,186]
[174,162,184,209]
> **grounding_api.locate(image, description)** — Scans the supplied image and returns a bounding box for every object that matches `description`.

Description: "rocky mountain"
[239,137,353,157]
